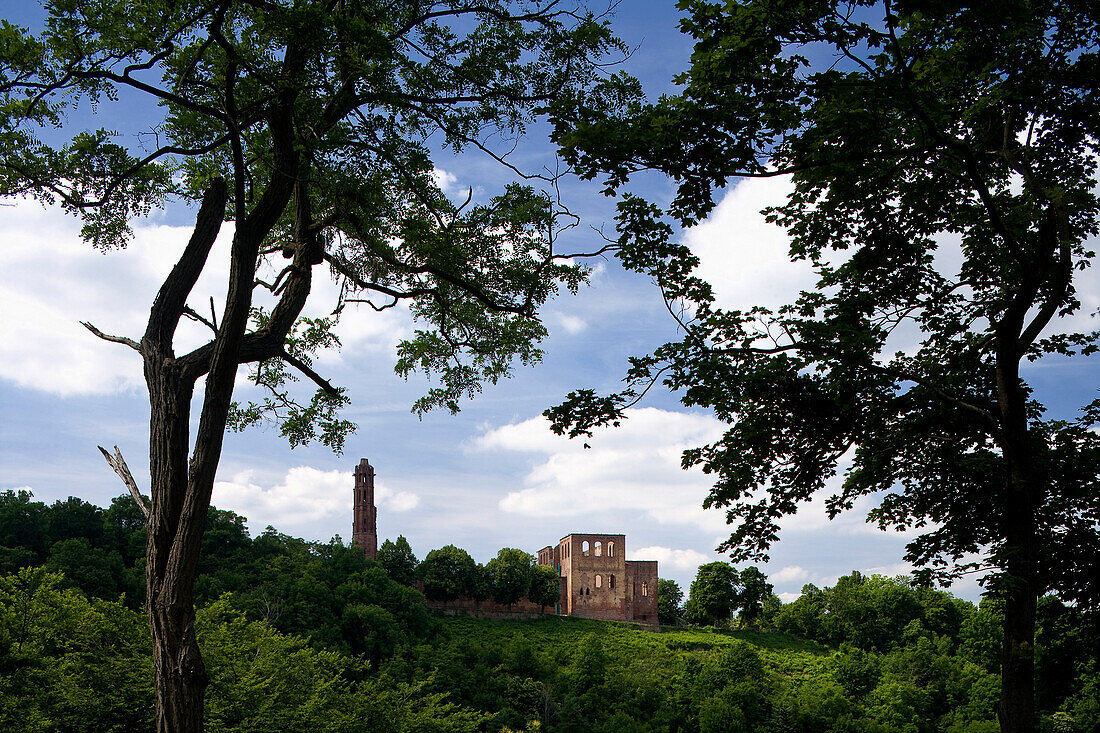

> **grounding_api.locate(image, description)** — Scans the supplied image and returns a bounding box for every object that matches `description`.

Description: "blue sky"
[1,1,1097,603]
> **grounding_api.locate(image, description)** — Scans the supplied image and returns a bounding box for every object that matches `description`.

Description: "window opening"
[607,542,614,557]
[594,541,602,557]
[609,575,615,589]
[581,541,590,556]
[641,581,648,597]
[595,574,602,589]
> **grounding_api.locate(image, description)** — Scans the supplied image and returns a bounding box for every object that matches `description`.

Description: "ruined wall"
[352,460,658,626]
[422,594,561,621]
[625,560,659,624]
[560,533,639,622]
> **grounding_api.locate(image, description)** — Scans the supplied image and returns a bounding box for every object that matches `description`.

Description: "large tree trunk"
[143,341,207,730]
[997,465,1038,733]
[138,120,303,730]
[995,330,1040,733]
[142,183,225,732]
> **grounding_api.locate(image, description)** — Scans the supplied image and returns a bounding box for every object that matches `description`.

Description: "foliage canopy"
[547,1,1100,727]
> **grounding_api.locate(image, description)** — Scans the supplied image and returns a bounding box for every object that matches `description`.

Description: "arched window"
[607,542,614,557]
[609,575,615,589]
[581,541,590,556]
[594,541,602,557]
[586,587,590,595]
[595,574,602,589]
[641,581,648,597]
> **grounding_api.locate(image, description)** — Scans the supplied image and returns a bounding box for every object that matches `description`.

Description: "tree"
[45,497,105,548]
[486,547,535,609]
[683,562,739,627]
[0,568,154,732]
[470,562,494,607]
[418,545,478,604]
[548,2,1100,729]
[735,567,772,629]
[1,2,623,730]
[45,538,125,601]
[528,564,562,612]
[0,490,47,567]
[657,578,683,626]
[377,536,418,587]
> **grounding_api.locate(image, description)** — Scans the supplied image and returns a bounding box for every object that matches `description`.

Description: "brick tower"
[352,458,377,559]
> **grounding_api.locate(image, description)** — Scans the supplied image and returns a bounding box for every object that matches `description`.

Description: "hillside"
[1,490,1097,732]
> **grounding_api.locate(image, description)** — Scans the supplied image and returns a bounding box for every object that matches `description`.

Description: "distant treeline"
[1,489,1097,732]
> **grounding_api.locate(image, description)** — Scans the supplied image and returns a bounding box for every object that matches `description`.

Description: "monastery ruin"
[351,457,659,625]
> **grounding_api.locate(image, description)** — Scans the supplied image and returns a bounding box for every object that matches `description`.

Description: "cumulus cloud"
[769,565,809,584]
[631,545,715,571]
[683,175,815,313]
[0,199,207,395]
[0,197,409,396]
[684,175,1099,352]
[431,168,459,196]
[213,465,419,534]
[555,314,588,335]
[476,407,728,532]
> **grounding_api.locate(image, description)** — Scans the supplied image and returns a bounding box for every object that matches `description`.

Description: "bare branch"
[182,306,217,332]
[81,321,141,351]
[98,445,149,519]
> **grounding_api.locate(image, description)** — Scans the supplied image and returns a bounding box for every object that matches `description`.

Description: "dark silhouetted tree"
[736,567,773,628]
[548,2,1100,729]
[487,548,535,609]
[418,545,478,603]
[528,564,562,612]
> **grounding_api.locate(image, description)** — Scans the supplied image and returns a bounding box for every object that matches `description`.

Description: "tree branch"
[98,445,150,519]
[144,178,228,351]
[281,350,340,396]
[81,321,141,351]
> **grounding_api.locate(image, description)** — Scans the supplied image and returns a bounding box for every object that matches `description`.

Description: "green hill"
[1,489,1097,732]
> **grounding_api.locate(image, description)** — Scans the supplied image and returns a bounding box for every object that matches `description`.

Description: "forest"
[2,490,1097,732]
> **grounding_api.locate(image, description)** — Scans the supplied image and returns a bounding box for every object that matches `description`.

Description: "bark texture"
[137,151,308,729]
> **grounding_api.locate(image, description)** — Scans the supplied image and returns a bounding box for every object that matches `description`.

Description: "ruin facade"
[352,458,659,625]
[538,534,659,625]
[352,458,378,560]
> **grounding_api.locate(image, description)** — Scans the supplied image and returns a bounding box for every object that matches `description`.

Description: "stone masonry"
[353,459,659,624]
[352,458,377,560]
[538,534,659,625]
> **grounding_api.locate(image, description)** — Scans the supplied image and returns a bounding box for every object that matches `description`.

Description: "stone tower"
[352,458,377,559]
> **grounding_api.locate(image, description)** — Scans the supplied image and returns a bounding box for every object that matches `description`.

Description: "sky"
[2,2,1097,604]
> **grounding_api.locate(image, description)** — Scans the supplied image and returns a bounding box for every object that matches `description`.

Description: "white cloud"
[431,167,482,203]
[0,197,410,396]
[477,407,727,532]
[432,168,459,196]
[684,176,1099,354]
[684,175,815,312]
[386,490,421,512]
[769,565,809,584]
[556,314,588,334]
[213,465,419,534]
[631,545,714,571]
